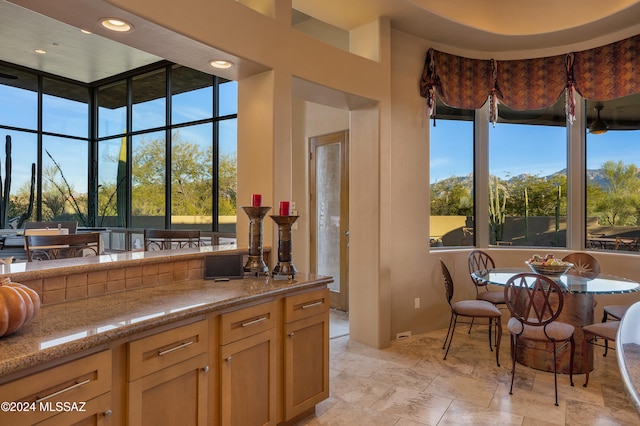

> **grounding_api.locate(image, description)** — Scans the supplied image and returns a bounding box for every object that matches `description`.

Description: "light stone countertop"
[0,273,331,380]
[0,244,248,281]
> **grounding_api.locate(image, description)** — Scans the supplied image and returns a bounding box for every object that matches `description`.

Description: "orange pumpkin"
[0,278,41,337]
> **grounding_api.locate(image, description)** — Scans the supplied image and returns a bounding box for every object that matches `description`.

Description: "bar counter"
[0,245,329,381]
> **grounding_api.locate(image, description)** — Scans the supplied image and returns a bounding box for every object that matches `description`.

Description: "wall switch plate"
[414,298,420,309]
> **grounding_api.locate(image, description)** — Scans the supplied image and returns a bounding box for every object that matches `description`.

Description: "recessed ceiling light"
[34,49,46,54]
[210,60,234,69]
[99,18,134,32]
[80,29,92,35]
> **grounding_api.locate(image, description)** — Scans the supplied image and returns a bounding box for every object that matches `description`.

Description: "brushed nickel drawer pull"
[158,340,194,356]
[241,316,268,327]
[226,356,232,362]
[35,379,91,403]
[301,301,323,309]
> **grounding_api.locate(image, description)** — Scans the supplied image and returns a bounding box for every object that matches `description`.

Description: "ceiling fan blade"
[0,72,18,79]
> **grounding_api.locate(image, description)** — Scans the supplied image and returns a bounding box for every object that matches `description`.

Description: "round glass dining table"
[471,267,640,374]
[472,267,640,294]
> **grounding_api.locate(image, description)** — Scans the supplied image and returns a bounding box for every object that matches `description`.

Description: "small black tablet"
[204,254,245,280]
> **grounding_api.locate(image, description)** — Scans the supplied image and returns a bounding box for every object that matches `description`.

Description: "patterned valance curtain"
[420,34,640,123]
[573,34,640,101]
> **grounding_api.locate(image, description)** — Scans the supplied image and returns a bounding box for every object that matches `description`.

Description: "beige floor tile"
[298,310,639,425]
[437,399,524,425]
[370,386,452,425]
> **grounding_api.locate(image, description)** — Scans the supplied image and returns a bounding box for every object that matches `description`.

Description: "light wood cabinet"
[0,350,112,426]
[283,289,330,422]
[127,320,209,426]
[219,301,278,426]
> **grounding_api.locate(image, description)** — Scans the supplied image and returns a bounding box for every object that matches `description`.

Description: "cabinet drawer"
[220,300,277,345]
[35,392,112,426]
[128,320,208,381]
[0,350,112,426]
[284,288,329,323]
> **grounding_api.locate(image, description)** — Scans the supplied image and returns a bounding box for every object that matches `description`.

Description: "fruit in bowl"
[525,254,573,276]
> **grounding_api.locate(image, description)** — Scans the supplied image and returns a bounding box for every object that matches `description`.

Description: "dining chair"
[144,229,202,251]
[25,233,100,261]
[582,320,620,387]
[504,273,575,406]
[561,252,601,278]
[467,250,505,306]
[440,259,502,366]
[602,304,629,322]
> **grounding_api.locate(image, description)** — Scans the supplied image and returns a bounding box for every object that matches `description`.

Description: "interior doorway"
[309,130,349,311]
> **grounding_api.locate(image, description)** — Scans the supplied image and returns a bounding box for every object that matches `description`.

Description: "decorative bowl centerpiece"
[526,254,573,276]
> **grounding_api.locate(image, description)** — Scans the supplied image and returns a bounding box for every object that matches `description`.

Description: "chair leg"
[443,313,455,350]
[494,317,502,367]
[509,334,517,395]
[569,337,575,388]
[487,318,493,352]
[443,314,458,360]
[468,317,475,334]
[583,333,591,387]
[552,342,559,406]
[601,311,609,354]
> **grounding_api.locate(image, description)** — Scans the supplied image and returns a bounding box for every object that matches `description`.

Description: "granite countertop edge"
[0,245,266,281]
[0,273,331,379]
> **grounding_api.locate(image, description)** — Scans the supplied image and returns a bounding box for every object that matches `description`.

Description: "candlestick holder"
[269,215,299,279]
[241,206,271,275]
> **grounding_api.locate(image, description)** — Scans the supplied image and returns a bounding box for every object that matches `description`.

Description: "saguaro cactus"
[488,176,506,244]
[0,135,36,229]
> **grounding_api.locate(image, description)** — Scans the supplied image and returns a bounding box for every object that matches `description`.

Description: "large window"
[0,61,237,236]
[429,102,474,247]
[488,98,567,247]
[430,96,568,248]
[586,94,640,251]
[42,78,88,138]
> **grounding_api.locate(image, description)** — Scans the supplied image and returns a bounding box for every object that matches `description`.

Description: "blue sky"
[430,119,640,182]
[0,80,237,190]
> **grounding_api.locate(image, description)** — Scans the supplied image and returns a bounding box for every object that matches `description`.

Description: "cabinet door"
[35,393,112,426]
[284,311,330,420]
[127,353,208,426]
[220,328,277,426]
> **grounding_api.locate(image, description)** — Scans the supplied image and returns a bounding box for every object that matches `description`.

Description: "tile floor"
[298,310,639,425]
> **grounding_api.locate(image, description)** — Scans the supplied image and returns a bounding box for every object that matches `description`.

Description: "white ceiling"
[2,0,640,83]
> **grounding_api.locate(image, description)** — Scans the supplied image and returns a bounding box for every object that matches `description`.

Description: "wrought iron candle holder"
[241,206,271,275]
[269,215,299,279]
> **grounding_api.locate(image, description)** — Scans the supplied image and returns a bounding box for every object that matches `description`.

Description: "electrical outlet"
[396,331,412,339]
[414,297,420,309]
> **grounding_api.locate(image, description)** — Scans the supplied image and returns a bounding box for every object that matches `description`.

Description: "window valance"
[420,34,640,123]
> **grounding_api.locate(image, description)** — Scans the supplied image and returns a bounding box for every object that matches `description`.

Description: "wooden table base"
[514,293,594,374]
